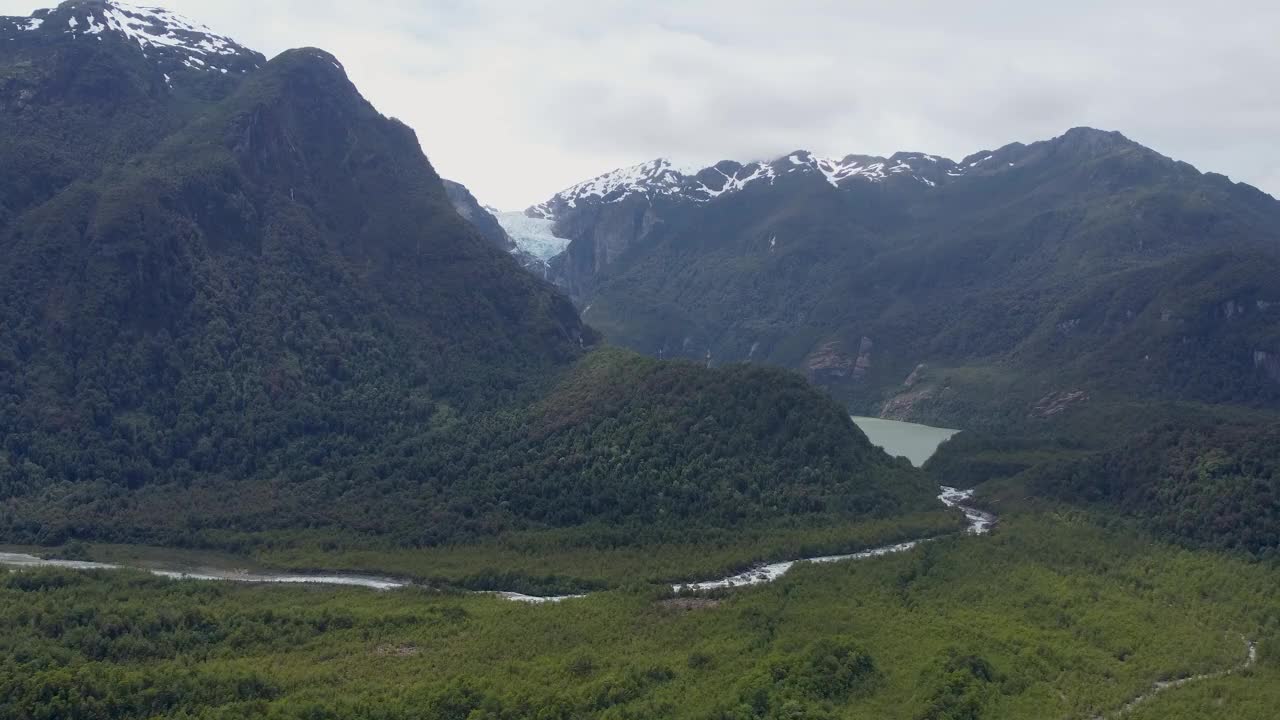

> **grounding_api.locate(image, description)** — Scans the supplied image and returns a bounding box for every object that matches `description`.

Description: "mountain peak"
[264,47,349,79]
[527,158,697,218]
[1060,126,1130,141]
[1054,126,1140,154]
[528,149,962,218]
[3,0,264,75]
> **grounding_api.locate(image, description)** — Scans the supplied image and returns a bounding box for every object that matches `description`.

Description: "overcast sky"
[5,1,1279,209]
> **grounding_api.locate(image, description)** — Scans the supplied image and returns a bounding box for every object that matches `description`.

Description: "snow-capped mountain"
[1,0,264,77]
[513,127,1280,434]
[527,148,1013,221]
[510,129,1213,307]
[510,144,1024,302]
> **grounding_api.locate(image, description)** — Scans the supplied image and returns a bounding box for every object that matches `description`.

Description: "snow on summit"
[526,149,996,220]
[2,1,264,75]
[95,3,243,57]
[529,159,699,216]
[528,157,774,219]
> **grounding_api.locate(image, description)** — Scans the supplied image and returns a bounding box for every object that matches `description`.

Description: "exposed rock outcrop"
[546,195,667,302]
[903,363,927,388]
[1031,390,1089,418]
[880,386,939,421]
[442,179,515,252]
[853,337,874,379]
[805,340,856,382]
[1255,351,1280,383]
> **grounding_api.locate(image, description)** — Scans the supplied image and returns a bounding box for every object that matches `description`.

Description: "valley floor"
[1,509,965,597]
[3,513,1277,720]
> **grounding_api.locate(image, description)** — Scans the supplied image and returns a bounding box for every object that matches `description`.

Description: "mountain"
[0,1,933,549]
[521,129,1280,427]
[440,177,573,279]
[442,178,559,277]
[442,179,515,252]
[527,151,958,223]
[508,130,1280,556]
[0,0,267,230]
[523,151,997,302]
[2,0,263,74]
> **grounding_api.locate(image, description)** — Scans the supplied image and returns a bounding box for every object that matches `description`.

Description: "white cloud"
[3,0,1279,209]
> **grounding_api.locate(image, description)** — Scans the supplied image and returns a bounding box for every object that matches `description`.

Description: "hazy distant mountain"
[523,129,1280,426]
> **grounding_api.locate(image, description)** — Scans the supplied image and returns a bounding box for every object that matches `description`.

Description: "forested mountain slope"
[487,130,1280,557]
[0,1,933,550]
[0,1,263,228]
[526,130,1280,423]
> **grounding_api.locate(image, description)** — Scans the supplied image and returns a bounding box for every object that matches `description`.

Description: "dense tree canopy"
[0,31,931,551]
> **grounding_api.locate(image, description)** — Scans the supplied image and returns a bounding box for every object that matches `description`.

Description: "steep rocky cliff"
[443,179,515,252]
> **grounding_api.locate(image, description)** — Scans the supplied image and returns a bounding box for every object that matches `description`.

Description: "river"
[0,552,409,591]
[1,484,990,600]
[2,418,989,601]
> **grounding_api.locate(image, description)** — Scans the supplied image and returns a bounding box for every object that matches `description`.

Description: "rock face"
[903,364,927,388]
[804,341,857,383]
[853,337,874,380]
[805,338,873,384]
[879,387,939,421]
[443,179,515,252]
[544,194,669,302]
[1256,351,1280,384]
[877,363,937,420]
[1031,391,1090,419]
[442,180,561,279]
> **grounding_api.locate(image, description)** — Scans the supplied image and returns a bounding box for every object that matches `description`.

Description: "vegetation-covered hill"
[1022,418,1280,558]
[1,348,933,550]
[0,3,933,552]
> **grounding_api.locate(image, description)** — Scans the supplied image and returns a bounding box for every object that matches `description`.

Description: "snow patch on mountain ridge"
[5,1,260,74]
[529,149,979,220]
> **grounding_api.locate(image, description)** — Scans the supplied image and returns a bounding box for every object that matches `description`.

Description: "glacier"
[495,211,572,262]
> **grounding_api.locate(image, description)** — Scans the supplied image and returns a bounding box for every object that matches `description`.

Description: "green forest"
[3,516,1279,720]
[0,348,935,557]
